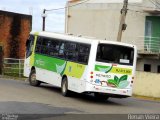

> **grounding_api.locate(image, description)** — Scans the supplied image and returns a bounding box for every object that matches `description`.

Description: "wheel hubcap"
[31,73,36,83]
[62,81,66,93]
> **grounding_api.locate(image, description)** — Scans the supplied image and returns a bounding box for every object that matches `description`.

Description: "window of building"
[157,65,160,73]
[144,64,151,72]
[145,20,152,37]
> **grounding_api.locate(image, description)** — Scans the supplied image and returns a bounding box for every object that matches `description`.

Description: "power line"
[128,9,145,13]
[42,0,90,31]
[128,3,160,10]
[43,1,160,13]
[155,0,160,6]
[128,9,146,19]
[149,0,160,9]
[45,0,90,12]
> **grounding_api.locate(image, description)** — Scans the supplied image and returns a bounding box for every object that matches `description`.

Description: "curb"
[0,75,27,81]
[133,94,160,102]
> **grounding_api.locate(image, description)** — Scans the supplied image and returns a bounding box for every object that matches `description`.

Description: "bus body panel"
[24,31,137,98]
[62,62,88,93]
[85,62,134,96]
[36,67,61,87]
[34,52,89,93]
[85,82,132,96]
[24,57,31,77]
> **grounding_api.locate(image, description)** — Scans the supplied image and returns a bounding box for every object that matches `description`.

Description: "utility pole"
[117,0,128,42]
[42,9,46,31]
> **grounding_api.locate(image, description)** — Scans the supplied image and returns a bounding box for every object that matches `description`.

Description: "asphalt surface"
[0,78,160,120]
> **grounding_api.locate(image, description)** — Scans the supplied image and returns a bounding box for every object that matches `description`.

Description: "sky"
[88,0,142,3]
[0,0,143,33]
[0,0,66,33]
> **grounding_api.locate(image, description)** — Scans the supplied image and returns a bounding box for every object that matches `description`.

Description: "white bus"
[24,31,137,100]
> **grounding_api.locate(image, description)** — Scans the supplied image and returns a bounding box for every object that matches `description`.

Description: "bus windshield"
[96,44,134,65]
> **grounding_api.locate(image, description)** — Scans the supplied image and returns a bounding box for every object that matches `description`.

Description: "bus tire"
[29,69,41,86]
[61,77,70,97]
[94,93,109,101]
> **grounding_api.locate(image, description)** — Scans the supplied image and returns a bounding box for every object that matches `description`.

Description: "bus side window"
[58,42,65,58]
[96,46,102,60]
[78,44,90,64]
[26,35,34,58]
[48,39,60,57]
[41,37,49,55]
[35,37,42,53]
[65,42,78,62]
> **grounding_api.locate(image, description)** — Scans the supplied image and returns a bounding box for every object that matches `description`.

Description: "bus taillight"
[90,76,93,79]
[90,72,94,79]
[112,64,117,66]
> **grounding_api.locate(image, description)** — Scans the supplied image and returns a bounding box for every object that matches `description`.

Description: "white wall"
[133,71,160,98]
[65,2,150,44]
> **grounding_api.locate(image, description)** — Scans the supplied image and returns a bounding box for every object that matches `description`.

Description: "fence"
[135,36,160,53]
[3,58,24,77]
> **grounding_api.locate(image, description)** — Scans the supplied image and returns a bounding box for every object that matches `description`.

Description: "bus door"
[24,35,35,77]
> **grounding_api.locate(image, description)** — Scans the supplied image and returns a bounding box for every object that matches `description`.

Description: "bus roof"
[30,31,136,48]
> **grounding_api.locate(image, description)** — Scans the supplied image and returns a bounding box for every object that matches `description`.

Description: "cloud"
[0,0,66,32]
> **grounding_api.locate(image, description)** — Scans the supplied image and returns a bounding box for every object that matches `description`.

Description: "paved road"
[0,78,160,119]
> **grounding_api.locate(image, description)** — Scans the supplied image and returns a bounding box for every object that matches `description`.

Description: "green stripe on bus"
[34,54,66,74]
[95,65,132,75]
[34,54,86,78]
[110,67,132,75]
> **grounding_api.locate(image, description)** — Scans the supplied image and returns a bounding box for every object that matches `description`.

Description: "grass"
[0,75,27,81]
[3,63,24,77]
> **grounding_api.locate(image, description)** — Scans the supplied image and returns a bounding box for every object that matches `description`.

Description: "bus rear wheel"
[29,69,41,86]
[94,93,109,101]
[61,77,70,97]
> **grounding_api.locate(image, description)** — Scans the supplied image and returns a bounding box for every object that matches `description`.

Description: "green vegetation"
[3,63,24,77]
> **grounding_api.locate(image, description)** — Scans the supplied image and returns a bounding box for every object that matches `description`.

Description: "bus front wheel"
[29,69,41,86]
[61,77,70,97]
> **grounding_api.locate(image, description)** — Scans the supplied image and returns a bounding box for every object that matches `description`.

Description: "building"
[65,0,160,73]
[0,10,32,74]
[0,10,32,59]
